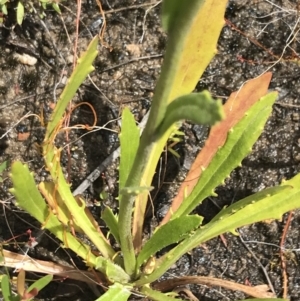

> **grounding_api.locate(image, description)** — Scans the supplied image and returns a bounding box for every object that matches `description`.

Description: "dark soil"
[0,0,300,300]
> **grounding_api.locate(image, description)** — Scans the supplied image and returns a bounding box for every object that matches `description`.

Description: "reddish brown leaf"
[161,72,272,225]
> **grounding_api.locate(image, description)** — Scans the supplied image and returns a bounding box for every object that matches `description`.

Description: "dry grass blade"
[153,275,276,299]
[0,249,105,285]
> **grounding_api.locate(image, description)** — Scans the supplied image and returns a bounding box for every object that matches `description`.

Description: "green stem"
[118,0,204,278]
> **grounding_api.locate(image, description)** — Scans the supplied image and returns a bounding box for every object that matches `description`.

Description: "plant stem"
[118,0,204,278]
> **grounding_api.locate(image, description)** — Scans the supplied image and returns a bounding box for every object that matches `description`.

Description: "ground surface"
[0,0,300,300]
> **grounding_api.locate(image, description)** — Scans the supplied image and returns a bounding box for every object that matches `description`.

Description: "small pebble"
[13,53,37,66]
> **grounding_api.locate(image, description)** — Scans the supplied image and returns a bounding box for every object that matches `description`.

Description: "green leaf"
[1,4,8,15]
[10,162,49,224]
[119,108,139,192]
[96,257,130,284]
[140,285,184,301]
[136,171,300,286]
[204,176,300,237]
[26,275,53,294]
[193,186,294,243]
[1,275,20,301]
[16,1,24,25]
[52,3,61,14]
[100,190,109,200]
[154,91,224,140]
[136,215,203,270]
[209,185,291,229]
[132,0,228,250]
[9,162,99,268]
[45,36,98,141]
[40,1,47,10]
[95,283,131,301]
[172,92,278,219]
[1,275,11,300]
[101,207,120,244]
[41,36,115,260]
